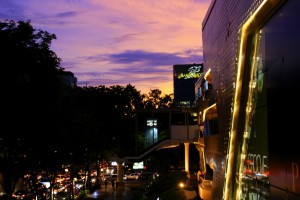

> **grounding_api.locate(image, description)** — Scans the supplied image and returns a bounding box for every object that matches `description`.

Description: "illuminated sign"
[147,118,157,127]
[133,161,144,169]
[174,64,203,79]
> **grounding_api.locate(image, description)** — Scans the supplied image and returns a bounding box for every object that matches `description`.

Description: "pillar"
[117,161,124,187]
[184,142,190,178]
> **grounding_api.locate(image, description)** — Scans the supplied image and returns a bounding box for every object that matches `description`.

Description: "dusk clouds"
[0,0,211,94]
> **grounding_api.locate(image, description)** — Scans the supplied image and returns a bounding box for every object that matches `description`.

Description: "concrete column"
[117,161,123,186]
[184,143,190,178]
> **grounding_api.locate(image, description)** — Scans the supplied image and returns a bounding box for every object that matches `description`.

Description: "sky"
[0,0,211,95]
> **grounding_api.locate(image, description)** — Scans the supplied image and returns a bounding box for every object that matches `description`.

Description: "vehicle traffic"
[123,173,141,180]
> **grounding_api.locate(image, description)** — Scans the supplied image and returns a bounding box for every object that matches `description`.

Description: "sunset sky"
[0,0,211,95]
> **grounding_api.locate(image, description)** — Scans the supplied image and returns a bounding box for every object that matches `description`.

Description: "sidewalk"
[86,181,133,200]
[85,179,199,200]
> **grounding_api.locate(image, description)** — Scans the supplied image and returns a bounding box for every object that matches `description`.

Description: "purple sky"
[0,0,211,94]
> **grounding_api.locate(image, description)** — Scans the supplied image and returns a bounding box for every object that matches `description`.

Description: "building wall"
[201,0,300,199]
[202,1,245,198]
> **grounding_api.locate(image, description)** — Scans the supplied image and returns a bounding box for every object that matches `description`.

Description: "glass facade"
[230,1,300,199]
[239,28,269,200]
[201,0,300,199]
[239,1,300,200]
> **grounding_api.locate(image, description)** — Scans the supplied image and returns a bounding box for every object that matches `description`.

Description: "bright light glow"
[224,0,264,197]
[202,103,217,122]
[92,190,100,197]
[147,119,157,127]
[178,182,185,188]
[204,68,211,82]
[133,161,144,169]
[177,65,202,79]
[41,182,50,188]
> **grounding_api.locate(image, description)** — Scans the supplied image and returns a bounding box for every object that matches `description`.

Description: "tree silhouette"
[1,19,65,196]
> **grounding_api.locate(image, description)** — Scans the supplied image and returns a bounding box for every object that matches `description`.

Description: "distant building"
[60,71,77,88]
[173,63,203,108]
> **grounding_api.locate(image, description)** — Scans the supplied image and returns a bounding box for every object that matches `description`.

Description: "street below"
[83,180,147,200]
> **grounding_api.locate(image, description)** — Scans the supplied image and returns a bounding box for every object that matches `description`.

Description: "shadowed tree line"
[0,19,173,196]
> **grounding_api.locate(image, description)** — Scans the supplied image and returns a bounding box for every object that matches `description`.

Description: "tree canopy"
[0,19,174,196]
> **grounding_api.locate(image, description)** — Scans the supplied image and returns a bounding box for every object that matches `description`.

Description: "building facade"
[173,63,203,108]
[196,0,300,199]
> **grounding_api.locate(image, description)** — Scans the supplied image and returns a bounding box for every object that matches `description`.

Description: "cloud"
[0,0,211,94]
[72,48,203,94]
[55,11,79,18]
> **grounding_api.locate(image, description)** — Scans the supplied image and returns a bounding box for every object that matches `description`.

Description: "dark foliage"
[0,19,174,196]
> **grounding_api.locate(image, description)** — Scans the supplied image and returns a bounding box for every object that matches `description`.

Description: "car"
[11,190,33,200]
[123,173,140,180]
